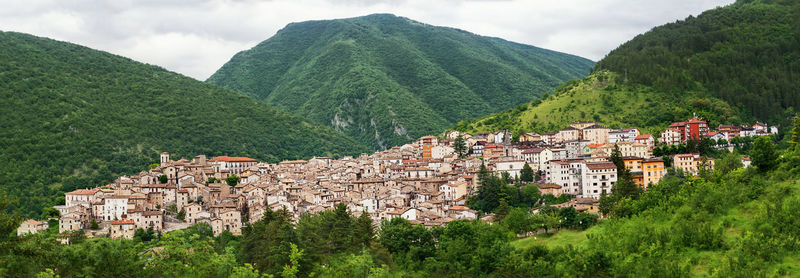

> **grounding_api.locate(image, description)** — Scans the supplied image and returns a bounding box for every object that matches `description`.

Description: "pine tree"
[453,134,467,158]
[353,211,374,249]
[520,163,534,182]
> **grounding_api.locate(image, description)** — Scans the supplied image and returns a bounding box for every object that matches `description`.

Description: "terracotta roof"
[586,162,617,170]
[449,206,470,211]
[209,156,258,162]
[587,144,604,149]
[537,183,562,189]
[23,219,46,225]
[66,189,95,195]
[111,220,134,225]
[635,134,652,140]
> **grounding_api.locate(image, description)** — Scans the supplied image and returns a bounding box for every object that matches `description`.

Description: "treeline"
[596,0,800,123]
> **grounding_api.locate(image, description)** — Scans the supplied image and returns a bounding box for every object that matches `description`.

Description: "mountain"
[207,13,594,150]
[457,0,798,135]
[595,0,800,122]
[0,31,369,217]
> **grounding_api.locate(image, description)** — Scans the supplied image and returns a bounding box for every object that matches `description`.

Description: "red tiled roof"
[635,134,652,140]
[209,156,258,162]
[66,189,95,195]
[111,220,134,225]
[587,144,604,149]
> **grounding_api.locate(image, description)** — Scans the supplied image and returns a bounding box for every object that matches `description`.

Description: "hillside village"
[18,117,777,241]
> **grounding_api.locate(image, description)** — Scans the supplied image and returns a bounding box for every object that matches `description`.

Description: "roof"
[111,220,135,225]
[635,134,652,140]
[537,183,562,189]
[23,219,46,225]
[583,124,609,130]
[587,144,604,149]
[209,156,258,162]
[449,206,471,211]
[66,189,95,195]
[585,162,617,170]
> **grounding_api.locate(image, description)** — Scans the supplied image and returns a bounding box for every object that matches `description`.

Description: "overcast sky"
[1,0,734,80]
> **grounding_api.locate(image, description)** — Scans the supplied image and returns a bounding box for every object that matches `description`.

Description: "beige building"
[212,209,242,236]
[17,219,48,236]
[581,124,611,144]
[110,220,136,239]
[592,142,650,158]
[556,127,580,143]
[673,154,715,176]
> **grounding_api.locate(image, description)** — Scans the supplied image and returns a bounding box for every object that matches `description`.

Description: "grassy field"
[511,229,592,249]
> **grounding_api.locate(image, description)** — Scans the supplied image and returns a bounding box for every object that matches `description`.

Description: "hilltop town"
[18,117,777,240]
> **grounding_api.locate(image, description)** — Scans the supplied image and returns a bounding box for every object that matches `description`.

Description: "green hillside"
[456,0,799,135]
[207,13,594,149]
[0,31,368,217]
[454,70,744,135]
[596,0,800,122]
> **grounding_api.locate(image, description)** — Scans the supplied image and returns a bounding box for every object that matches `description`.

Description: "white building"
[104,195,129,221]
[581,162,617,199]
[546,159,584,196]
[609,128,639,144]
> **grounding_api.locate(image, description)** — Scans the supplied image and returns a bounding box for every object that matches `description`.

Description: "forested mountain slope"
[207,13,594,149]
[596,0,800,122]
[457,0,799,135]
[0,31,368,217]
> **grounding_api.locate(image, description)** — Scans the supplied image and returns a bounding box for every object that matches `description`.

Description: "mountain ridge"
[208,13,594,149]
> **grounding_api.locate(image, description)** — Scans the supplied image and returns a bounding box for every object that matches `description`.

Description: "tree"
[281,243,303,278]
[177,209,185,221]
[791,115,800,151]
[226,175,240,187]
[520,163,534,182]
[453,135,467,157]
[503,208,531,235]
[494,198,510,222]
[352,212,374,249]
[90,219,99,230]
[159,174,168,184]
[751,136,778,172]
[716,152,743,175]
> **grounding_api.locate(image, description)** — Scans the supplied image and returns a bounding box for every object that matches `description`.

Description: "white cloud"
[0,0,735,80]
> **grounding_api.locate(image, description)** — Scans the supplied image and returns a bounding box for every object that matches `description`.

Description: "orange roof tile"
[111,220,134,225]
[209,156,258,162]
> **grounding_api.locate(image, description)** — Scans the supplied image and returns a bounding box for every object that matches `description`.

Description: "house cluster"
[659,116,778,145]
[461,121,671,201]
[20,116,762,240]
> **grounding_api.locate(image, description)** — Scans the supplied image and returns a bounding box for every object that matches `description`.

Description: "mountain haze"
[0,31,368,216]
[207,14,594,149]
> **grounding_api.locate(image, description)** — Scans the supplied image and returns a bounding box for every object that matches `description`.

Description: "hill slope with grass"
[454,71,744,135]
[207,13,594,149]
[456,0,800,136]
[0,31,368,217]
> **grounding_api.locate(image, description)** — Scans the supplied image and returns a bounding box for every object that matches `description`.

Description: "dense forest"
[596,0,800,123]
[0,31,369,217]
[207,13,594,150]
[2,119,799,277]
[456,0,800,136]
